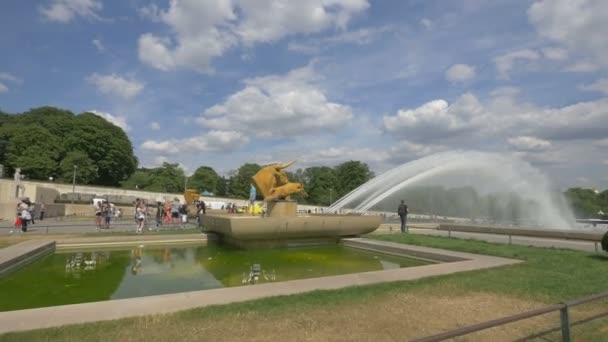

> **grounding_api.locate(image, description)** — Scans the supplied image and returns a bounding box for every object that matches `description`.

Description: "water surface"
[0,243,429,311]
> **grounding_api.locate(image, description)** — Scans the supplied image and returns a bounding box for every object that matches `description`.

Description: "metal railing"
[412,291,608,342]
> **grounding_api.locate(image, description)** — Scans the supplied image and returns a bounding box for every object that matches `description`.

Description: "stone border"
[55,233,210,251]
[0,237,520,334]
[0,240,55,277]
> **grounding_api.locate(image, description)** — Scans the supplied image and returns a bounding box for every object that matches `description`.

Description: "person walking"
[397,200,409,233]
[39,202,46,221]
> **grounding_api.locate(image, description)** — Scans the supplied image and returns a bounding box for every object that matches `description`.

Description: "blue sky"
[1,0,607,189]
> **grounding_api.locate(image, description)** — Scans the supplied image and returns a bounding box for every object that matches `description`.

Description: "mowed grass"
[1,234,607,341]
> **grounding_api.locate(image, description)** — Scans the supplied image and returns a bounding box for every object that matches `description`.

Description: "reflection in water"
[1,244,430,311]
[242,264,276,285]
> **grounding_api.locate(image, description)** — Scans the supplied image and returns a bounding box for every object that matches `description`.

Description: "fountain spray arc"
[328,151,575,229]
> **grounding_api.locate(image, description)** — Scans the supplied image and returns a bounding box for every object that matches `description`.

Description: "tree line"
[564,188,608,219]
[0,107,137,185]
[120,160,374,206]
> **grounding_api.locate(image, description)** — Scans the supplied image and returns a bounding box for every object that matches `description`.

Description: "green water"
[0,244,429,311]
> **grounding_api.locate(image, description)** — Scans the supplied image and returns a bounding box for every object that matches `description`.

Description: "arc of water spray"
[353,163,457,213]
[325,151,575,229]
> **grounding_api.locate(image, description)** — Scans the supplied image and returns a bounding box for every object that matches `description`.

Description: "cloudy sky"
[1,0,607,189]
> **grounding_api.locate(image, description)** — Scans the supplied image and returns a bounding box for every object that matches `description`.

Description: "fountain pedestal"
[267,200,297,217]
[205,203,382,249]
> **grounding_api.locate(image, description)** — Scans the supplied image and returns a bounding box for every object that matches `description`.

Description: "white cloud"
[490,86,520,98]
[149,122,161,131]
[235,0,369,44]
[153,156,168,165]
[508,136,552,151]
[383,93,483,139]
[541,47,567,60]
[92,39,104,52]
[86,73,144,99]
[594,138,608,147]
[138,0,369,72]
[529,0,608,66]
[580,78,608,95]
[141,130,249,154]
[445,64,476,83]
[565,61,600,73]
[494,49,540,79]
[298,147,390,166]
[383,92,608,143]
[0,72,22,93]
[40,0,102,23]
[88,110,130,132]
[420,18,433,29]
[198,66,353,138]
[0,72,21,83]
[288,25,393,54]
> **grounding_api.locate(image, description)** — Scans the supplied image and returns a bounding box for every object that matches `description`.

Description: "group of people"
[13,199,44,233]
[152,198,207,231]
[94,200,116,230]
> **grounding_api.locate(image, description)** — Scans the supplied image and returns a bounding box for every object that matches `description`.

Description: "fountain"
[205,161,383,248]
[329,151,575,229]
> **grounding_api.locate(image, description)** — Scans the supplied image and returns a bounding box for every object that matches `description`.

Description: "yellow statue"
[251,161,305,201]
[183,189,199,205]
[265,182,306,202]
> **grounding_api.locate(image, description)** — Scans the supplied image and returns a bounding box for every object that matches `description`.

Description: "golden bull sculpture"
[251,161,306,201]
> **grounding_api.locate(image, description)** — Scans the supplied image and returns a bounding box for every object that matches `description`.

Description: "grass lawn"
[1,234,607,341]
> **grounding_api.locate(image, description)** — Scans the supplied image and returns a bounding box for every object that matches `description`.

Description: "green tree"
[0,107,137,185]
[59,151,98,184]
[564,188,603,218]
[216,176,228,196]
[301,166,337,205]
[67,113,137,186]
[334,161,374,197]
[121,163,185,193]
[12,145,57,180]
[189,166,220,194]
[229,163,261,198]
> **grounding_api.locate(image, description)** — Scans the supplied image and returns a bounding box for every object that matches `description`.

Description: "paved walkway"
[0,238,519,334]
[0,218,199,235]
[376,227,605,253]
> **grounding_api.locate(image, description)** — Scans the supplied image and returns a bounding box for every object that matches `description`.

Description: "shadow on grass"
[587,254,608,261]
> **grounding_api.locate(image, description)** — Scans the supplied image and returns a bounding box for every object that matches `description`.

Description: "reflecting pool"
[0,243,430,311]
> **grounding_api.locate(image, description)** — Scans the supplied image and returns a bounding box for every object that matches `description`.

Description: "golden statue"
[183,189,199,205]
[252,161,306,201]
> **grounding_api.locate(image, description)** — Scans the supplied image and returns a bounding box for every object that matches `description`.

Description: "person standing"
[196,200,206,229]
[397,200,409,233]
[39,202,46,221]
[20,202,31,233]
[156,202,163,228]
[29,203,36,224]
[171,198,180,225]
[248,183,256,214]
[94,201,103,230]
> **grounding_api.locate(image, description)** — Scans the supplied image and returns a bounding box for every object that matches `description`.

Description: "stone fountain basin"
[205,214,383,248]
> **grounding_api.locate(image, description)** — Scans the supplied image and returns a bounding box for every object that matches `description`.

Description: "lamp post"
[72,165,77,193]
[329,188,333,206]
